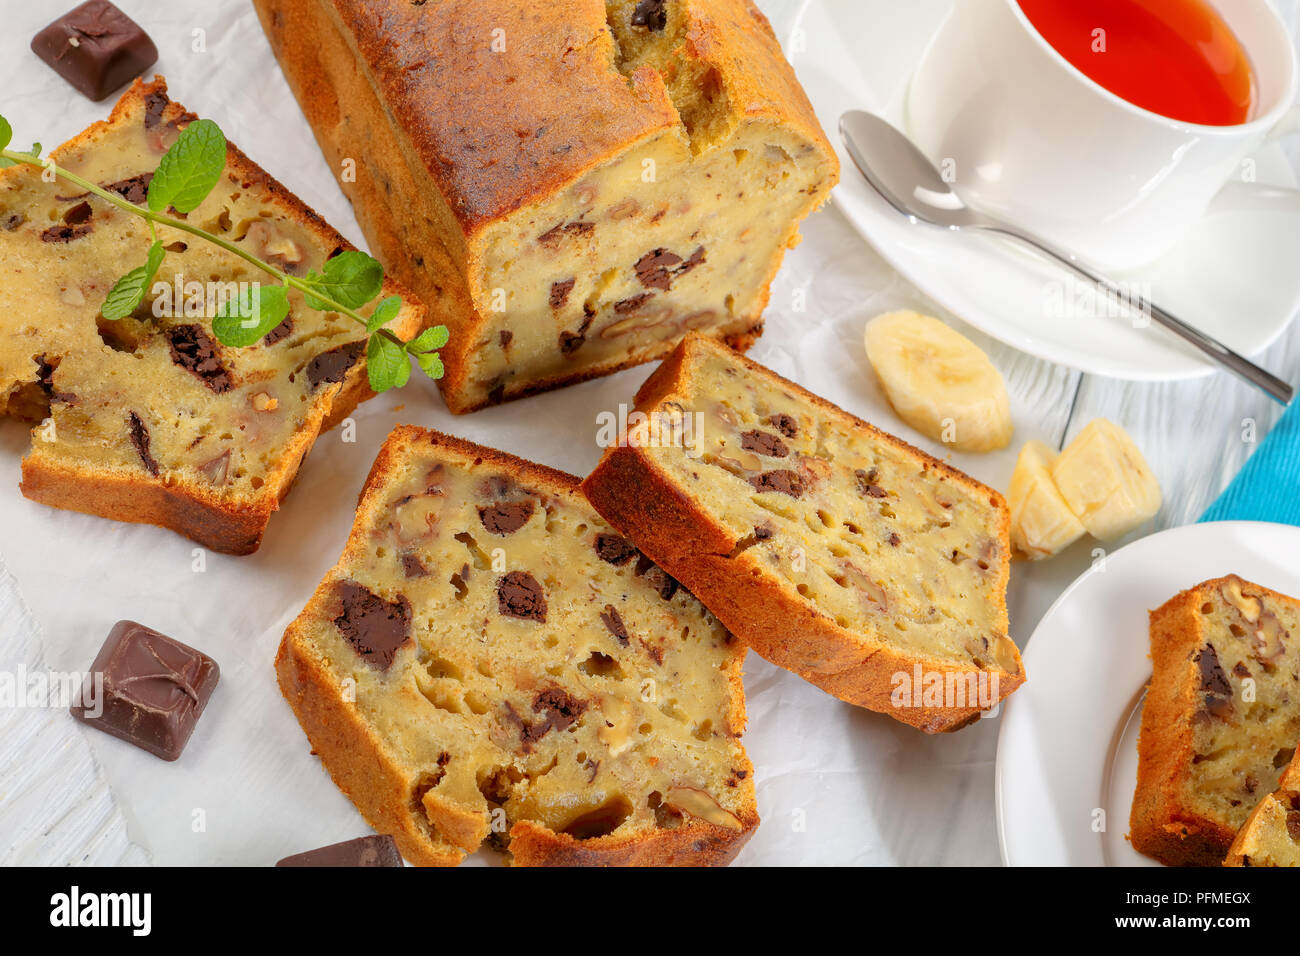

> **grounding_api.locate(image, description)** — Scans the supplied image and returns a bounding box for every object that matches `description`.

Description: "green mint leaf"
[366,333,409,392]
[212,283,290,347]
[0,141,41,170]
[406,325,449,354]
[0,115,11,153]
[415,350,445,380]
[100,242,167,321]
[365,295,402,333]
[303,250,384,311]
[147,118,226,215]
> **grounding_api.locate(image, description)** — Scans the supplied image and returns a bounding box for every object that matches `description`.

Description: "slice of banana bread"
[254,0,838,412]
[0,78,424,554]
[1225,746,1300,867]
[278,426,757,866]
[1132,575,1300,866]
[581,334,1024,733]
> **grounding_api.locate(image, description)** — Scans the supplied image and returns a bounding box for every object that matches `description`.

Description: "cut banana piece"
[864,310,1014,453]
[1051,419,1162,541]
[1007,441,1087,560]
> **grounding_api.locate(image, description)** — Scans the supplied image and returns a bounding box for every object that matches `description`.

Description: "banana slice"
[1051,419,1161,541]
[1007,441,1087,560]
[864,310,1013,453]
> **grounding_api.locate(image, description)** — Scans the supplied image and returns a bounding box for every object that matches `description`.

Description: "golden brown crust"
[508,815,754,867]
[328,0,680,233]
[252,0,830,413]
[582,335,1022,733]
[1131,576,1300,866]
[279,424,757,865]
[6,77,424,554]
[1131,583,1225,866]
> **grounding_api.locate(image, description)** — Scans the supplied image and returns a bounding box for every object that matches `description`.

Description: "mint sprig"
[101,241,166,320]
[303,250,384,311]
[147,118,226,214]
[213,284,291,347]
[0,112,446,393]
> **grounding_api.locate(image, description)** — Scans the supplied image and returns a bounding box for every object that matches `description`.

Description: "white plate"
[995,520,1300,866]
[789,0,1300,381]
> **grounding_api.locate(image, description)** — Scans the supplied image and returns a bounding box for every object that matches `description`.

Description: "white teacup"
[906,0,1300,271]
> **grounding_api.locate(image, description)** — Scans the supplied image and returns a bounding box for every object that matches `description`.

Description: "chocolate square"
[275,835,403,867]
[70,620,219,761]
[31,1,159,102]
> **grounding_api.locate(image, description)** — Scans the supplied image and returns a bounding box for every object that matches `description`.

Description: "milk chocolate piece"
[70,620,219,761]
[276,835,403,867]
[31,2,159,102]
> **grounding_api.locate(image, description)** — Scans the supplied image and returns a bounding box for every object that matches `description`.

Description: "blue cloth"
[1201,400,1300,525]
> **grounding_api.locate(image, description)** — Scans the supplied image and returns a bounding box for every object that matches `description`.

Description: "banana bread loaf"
[0,78,424,554]
[278,426,757,866]
[253,0,837,413]
[1132,575,1300,866]
[1224,745,1300,867]
[581,334,1024,732]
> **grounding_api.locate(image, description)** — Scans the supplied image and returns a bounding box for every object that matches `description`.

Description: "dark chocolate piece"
[854,468,887,499]
[165,324,233,393]
[305,340,364,389]
[614,292,653,314]
[634,248,683,291]
[677,245,706,276]
[275,835,403,867]
[497,571,547,621]
[631,0,668,32]
[263,317,293,346]
[1196,643,1234,719]
[740,429,789,458]
[332,581,411,671]
[478,500,534,535]
[549,278,575,309]
[40,223,93,243]
[400,553,429,578]
[538,220,593,246]
[127,411,159,476]
[750,469,804,499]
[599,605,630,646]
[769,413,798,438]
[530,686,586,736]
[69,620,219,761]
[104,172,152,204]
[31,1,159,102]
[594,533,638,566]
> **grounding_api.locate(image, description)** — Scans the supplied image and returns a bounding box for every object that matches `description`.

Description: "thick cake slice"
[254,0,838,412]
[581,334,1023,732]
[0,78,424,554]
[1225,746,1300,867]
[278,427,756,866]
[1132,575,1300,866]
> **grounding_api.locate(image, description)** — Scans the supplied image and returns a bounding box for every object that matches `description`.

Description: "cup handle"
[1264,103,1300,142]
[1206,104,1300,213]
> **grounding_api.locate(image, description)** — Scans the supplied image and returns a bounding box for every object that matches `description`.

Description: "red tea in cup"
[1017,0,1256,125]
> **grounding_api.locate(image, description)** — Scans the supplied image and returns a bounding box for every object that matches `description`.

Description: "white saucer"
[995,520,1300,866]
[789,0,1300,381]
